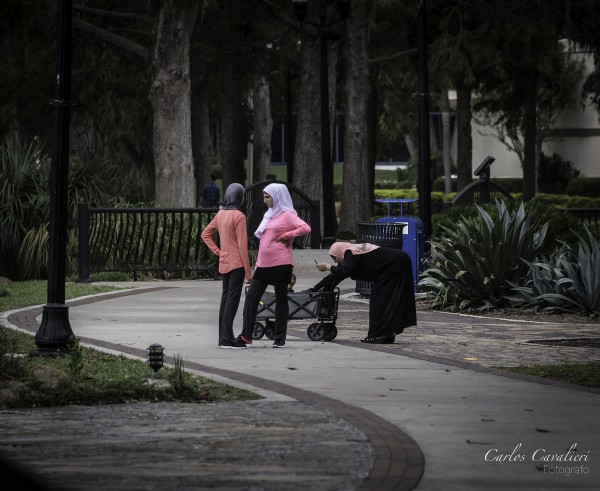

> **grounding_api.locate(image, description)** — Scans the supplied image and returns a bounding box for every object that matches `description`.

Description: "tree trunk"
[252,73,273,183]
[149,0,198,207]
[192,83,214,206]
[404,134,416,160]
[218,58,247,191]
[339,0,371,233]
[293,0,323,220]
[440,90,453,194]
[522,70,537,202]
[455,87,473,192]
[328,38,339,162]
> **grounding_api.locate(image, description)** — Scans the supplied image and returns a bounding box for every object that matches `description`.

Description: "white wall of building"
[471,53,600,179]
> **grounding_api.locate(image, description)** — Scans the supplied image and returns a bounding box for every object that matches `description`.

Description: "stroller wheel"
[323,323,337,341]
[252,322,265,340]
[265,320,275,340]
[307,322,325,341]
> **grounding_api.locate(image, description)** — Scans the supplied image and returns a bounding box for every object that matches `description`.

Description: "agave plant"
[507,227,600,316]
[420,200,547,309]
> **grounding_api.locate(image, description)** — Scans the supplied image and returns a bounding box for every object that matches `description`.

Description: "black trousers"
[218,267,245,345]
[242,265,292,343]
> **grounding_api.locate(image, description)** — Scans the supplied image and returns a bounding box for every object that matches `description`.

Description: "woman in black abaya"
[314,241,417,344]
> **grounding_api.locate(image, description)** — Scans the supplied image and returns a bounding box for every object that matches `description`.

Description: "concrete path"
[2,249,600,490]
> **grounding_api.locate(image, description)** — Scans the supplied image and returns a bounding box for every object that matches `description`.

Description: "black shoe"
[220,340,247,350]
[273,340,285,348]
[360,336,394,344]
[236,335,253,348]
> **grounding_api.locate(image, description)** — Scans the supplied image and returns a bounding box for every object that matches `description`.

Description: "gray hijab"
[220,183,245,210]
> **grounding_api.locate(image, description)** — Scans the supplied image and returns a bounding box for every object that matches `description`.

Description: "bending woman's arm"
[313,252,358,290]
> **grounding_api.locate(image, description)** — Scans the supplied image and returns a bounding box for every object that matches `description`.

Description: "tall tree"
[0,1,58,140]
[293,0,326,229]
[252,72,274,183]
[191,76,214,205]
[150,0,198,206]
[428,0,498,193]
[472,0,575,201]
[338,0,372,232]
[564,0,600,119]
[72,1,198,207]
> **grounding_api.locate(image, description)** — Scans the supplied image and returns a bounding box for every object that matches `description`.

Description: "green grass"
[499,363,600,388]
[0,281,260,409]
[0,280,120,311]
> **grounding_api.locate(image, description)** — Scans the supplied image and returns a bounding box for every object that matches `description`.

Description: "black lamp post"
[416,0,432,243]
[293,0,351,244]
[32,0,75,356]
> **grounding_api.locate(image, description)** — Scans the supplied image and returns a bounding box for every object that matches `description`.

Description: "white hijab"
[254,183,297,238]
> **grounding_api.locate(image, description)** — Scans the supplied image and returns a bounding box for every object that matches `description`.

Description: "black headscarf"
[220,183,245,210]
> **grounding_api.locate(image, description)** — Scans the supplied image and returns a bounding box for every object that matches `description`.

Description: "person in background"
[237,183,311,348]
[314,241,416,344]
[201,174,220,208]
[201,183,252,349]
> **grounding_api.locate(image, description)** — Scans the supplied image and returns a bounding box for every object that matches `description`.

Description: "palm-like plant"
[421,200,547,309]
[0,134,47,279]
[1,131,147,280]
[508,227,600,316]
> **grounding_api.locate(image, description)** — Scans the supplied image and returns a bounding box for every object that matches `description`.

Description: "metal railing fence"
[78,203,217,281]
[561,208,600,230]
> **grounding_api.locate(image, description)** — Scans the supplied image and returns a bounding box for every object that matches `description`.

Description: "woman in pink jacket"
[201,183,252,349]
[238,183,311,348]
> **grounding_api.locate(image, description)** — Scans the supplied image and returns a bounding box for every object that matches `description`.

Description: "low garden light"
[147,343,165,378]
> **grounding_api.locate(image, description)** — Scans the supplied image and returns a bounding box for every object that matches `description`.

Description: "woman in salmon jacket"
[201,183,252,349]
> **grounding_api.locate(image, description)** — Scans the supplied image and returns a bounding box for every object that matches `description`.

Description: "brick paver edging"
[6,289,425,491]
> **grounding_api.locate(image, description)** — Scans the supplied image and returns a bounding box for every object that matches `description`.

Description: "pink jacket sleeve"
[278,215,311,241]
[201,216,220,256]
[234,213,253,281]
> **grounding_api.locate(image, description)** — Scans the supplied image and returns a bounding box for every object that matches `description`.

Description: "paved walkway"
[2,249,600,490]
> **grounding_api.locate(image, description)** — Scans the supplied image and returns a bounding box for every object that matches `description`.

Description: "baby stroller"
[251,287,340,342]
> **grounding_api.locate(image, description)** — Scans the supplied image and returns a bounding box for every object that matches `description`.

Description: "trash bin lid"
[376,198,417,217]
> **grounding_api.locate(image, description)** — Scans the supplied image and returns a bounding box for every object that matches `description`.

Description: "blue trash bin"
[375,199,424,293]
[354,220,406,295]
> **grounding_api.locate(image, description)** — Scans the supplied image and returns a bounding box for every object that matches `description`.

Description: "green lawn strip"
[1,281,259,409]
[0,280,121,312]
[499,363,600,389]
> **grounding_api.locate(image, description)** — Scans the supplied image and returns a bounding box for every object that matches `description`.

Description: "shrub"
[507,227,600,316]
[538,152,580,194]
[374,189,450,217]
[491,178,523,193]
[434,198,590,254]
[420,200,547,309]
[432,177,523,194]
[432,202,499,239]
[567,177,600,198]
[432,176,456,193]
[396,165,417,189]
[525,199,588,255]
